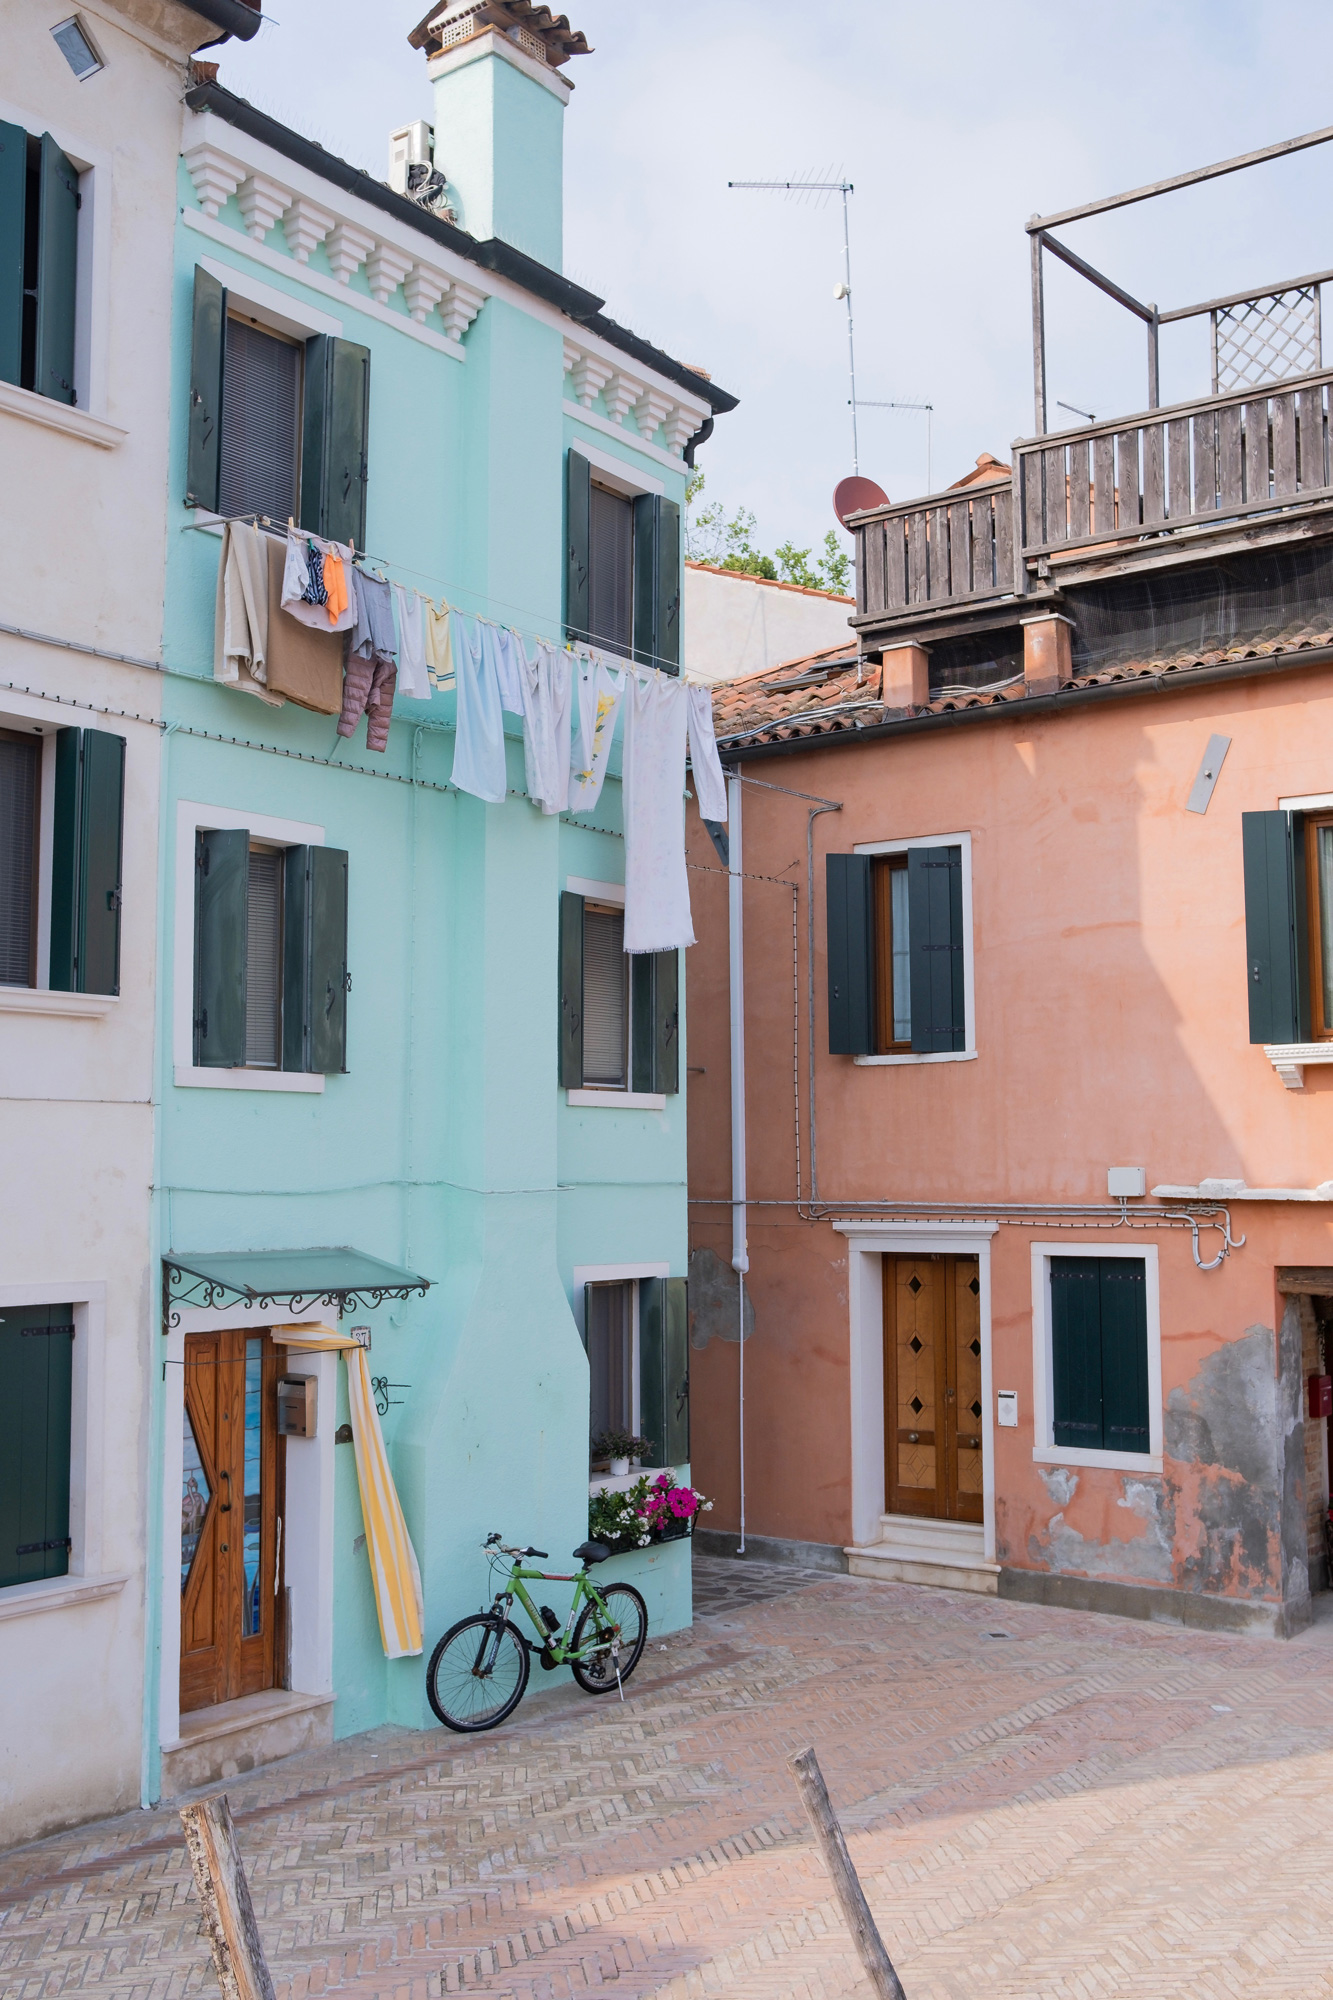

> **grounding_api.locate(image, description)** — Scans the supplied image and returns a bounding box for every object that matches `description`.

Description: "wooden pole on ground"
[179,1793,276,2000]
[787,1745,907,2000]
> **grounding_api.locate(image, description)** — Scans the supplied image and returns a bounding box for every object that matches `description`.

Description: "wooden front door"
[883,1255,983,1522]
[180,1330,284,1714]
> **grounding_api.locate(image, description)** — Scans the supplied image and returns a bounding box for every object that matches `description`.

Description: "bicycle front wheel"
[570,1583,648,1693]
[426,1614,530,1731]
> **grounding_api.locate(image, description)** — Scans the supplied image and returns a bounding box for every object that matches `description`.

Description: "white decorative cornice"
[404,263,448,323]
[282,193,335,264]
[182,141,244,218]
[662,406,699,454]
[366,241,414,305]
[634,385,673,445]
[602,369,642,427]
[569,352,613,408]
[237,170,289,243]
[326,219,376,286]
[439,278,486,342]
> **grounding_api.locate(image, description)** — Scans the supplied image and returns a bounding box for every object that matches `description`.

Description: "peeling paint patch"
[1039,1466,1078,1507]
[1028,1471,1174,1584]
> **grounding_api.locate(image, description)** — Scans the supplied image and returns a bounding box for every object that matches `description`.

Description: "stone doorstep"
[845,1515,1000,1595]
[160,1688,334,1798]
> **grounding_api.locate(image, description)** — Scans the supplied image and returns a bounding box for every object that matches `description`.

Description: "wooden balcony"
[852,367,1333,638]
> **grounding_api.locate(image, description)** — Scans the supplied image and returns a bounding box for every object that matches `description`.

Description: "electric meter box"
[276,1375,317,1437]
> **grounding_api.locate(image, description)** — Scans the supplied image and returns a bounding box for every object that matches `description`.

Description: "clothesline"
[183,512,696,683]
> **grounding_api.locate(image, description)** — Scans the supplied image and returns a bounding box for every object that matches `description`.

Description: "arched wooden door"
[180,1330,284,1713]
[882,1255,982,1522]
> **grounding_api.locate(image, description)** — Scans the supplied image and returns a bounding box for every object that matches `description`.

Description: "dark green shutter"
[654,948,679,1092]
[631,952,653,1094]
[1099,1260,1149,1452]
[826,853,874,1055]
[0,1303,74,1589]
[1050,1257,1104,1448]
[0,121,25,387]
[565,448,591,644]
[908,844,965,1053]
[187,265,225,510]
[1242,809,1302,1043]
[630,495,682,674]
[663,1275,689,1464]
[632,493,656,667]
[35,135,78,405]
[559,889,584,1086]
[194,827,248,1067]
[283,845,349,1073]
[301,336,371,546]
[49,727,125,995]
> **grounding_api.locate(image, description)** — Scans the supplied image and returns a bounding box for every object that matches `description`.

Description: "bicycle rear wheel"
[570,1583,648,1693]
[426,1614,530,1731]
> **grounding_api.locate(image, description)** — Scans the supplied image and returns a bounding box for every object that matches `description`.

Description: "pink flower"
[669,1488,697,1519]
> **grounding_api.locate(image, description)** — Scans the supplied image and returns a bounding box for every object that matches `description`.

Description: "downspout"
[727,770,748,1553]
[684,416,714,469]
[806,801,843,1206]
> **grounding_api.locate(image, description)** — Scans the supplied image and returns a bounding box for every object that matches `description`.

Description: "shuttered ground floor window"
[0,1305,74,1588]
[1050,1257,1149,1453]
[583,1277,689,1469]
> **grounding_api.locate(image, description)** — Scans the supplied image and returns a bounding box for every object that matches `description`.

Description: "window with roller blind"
[558,889,679,1099]
[218,316,303,526]
[564,448,681,673]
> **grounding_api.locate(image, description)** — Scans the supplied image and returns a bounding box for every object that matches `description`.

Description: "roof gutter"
[719,643,1333,762]
[184,0,262,44]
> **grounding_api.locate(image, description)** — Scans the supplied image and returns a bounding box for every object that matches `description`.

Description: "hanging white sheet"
[623,671,694,953]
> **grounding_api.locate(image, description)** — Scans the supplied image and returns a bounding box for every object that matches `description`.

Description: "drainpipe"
[728,770,748,1553]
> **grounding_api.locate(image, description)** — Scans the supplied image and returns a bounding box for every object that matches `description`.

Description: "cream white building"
[683,561,855,684]
[0,0,259,1848]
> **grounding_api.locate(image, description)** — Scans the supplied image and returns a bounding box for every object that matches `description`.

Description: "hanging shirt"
[492,625,526,714]
[686,682,729,823]
[450,612,507,803]
[322,546,349,628]
[390,582,430,700]
[214,520,283,707]
[424,600,454,689]
[623,671,694,954]
[350,566,397,662]
[567,651,626,812]
[281,528,355,632]
[303,539,328,606]
[520,640,573,815]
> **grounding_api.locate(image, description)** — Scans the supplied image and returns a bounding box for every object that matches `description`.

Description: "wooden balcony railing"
[854,478,1014,621]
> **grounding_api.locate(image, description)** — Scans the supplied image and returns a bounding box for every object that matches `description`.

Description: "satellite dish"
[833,476,889,527]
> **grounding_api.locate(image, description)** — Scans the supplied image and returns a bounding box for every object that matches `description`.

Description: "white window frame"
[174,799,326,1093]
[567,439,664,499]
[850,831,977,1066]
[564,876,666,1110]
[0,1278,128,1620]
[1030,1241,1163,1472]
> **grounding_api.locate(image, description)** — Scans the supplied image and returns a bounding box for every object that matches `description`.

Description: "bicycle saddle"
[573,1540,611,1565]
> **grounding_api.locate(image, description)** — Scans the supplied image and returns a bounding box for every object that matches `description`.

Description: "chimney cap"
[408,0,591,67]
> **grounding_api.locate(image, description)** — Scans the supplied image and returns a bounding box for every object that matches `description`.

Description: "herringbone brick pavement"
[4,1558,1333,2000]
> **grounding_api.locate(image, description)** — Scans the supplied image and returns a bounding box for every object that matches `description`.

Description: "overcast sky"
[220,1,1333,563]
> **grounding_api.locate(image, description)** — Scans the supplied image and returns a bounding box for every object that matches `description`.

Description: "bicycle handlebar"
[483,1534,549,1559]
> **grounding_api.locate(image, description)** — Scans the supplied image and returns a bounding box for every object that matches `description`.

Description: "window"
[1050,1257,1149,1454]
[193,830,348,1074]
[0,124,79,404]
[558,888,679,1097]
[827,842,969,1057]
[0,1304,74,1589]
[0,722,123,994]
[187,266,370,546]
[581,1275,689,1469]
[1307,815,1333,1039]
[564,447,681,672]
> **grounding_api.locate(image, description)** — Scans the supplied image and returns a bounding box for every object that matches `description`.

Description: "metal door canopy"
[164,1246,432,1327]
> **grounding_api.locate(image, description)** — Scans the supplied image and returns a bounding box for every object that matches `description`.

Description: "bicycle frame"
[491,1557,613,1664]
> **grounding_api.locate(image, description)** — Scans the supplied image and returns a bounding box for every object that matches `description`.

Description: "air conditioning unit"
[389,120,434,196]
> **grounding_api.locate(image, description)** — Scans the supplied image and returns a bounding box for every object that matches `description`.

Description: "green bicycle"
[425,1532,649,1732]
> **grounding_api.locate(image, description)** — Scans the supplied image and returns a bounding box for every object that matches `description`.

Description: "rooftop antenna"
[1056,398,1096,423]
[859,397,933,493]
[729,176,859,470]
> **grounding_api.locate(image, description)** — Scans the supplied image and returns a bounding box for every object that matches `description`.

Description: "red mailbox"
[1309,1374,1333,1419]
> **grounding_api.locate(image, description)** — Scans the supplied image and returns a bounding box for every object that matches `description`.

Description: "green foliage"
[685,473,851,595]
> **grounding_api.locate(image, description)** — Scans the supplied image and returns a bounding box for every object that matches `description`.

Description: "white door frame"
[833,1221,999,1558]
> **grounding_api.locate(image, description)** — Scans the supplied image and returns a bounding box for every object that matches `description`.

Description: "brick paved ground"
[5,1556,1333,2000]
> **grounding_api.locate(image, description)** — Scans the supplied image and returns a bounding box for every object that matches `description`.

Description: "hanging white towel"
[391,583,431,700]
[568,651,626,812]
[450,612,508,803]
[493,626,527,714]
[214,521,283,706]
[686,682,729,823]
[624,672,694,953]
[520,640,573,814]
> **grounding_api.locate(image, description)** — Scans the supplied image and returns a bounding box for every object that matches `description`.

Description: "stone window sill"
[0,987,118,1017]
[175,1065,325,1094]
[1033,1446,1162,1474]
[1263,1043,1333,1090]
[0,1573,128,1622]
[0,379,126,449]
[567,1089,666,1110]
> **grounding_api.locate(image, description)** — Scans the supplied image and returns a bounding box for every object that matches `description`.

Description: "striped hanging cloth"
[345,1343,424,1658]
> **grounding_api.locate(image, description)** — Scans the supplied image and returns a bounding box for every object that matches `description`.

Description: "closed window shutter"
[35,134,78,405]
[245,849,283,1068]
[587,1281,633,1441]
[663,1275,689,1465]
[218,317,301,524]
[0,121,25,387]
[656,498,681,675]
[301,336,370,546]
[632,492,656,667]
[631,951,654,1094]
[564,448,591,643]
[591,484,633,655]
[1099,1260,1149,1452]
[194,827,249,1067]
[0,1304,74,1589]
[1242,809,1302,1043]
[825,852,875,1055]
[638,1276,666,1468]
[583,905,627,1086]
[1050,1257,1106,1448]
[187,265,225,510]
[654,948,679,1093]
[908,844,965,1053]
[49,726,125,995]
[559,889,584,1086]
[283,845,349,1073]
[0,732,39,986]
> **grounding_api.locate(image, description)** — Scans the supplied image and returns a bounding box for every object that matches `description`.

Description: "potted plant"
[592,1428,653,1478]
[588,1472,712,1555]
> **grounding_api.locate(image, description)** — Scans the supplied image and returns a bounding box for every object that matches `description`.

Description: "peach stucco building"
[686,406,1333,1635]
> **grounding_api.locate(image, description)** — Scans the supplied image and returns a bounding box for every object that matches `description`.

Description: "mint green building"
[149,4,734,1794]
